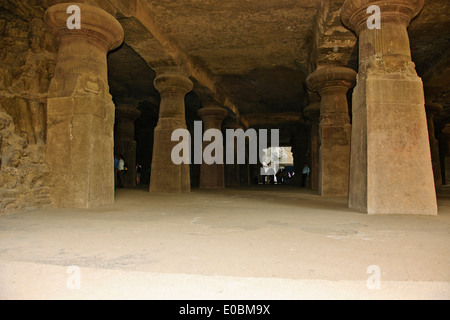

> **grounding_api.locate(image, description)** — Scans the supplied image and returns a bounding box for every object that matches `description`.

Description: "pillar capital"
[153,72,193,96]
[425,102,443,117]
[306,66,356,96]
[341,0,424,35]
[303,102,321,122]
[341,0,424,75]
[223,122,245,131]
[198,106,228,122]
[306,67,356,124]
[198,92,221,108]
[198,106,228,131]
[116,104,141,122]
[44,3,124,52]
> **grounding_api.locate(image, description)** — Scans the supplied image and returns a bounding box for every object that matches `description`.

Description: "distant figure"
[276,170,282,184]
[118,155,125,188]
[281,169,287,184]
[114,154,119,188]
[136,164,142,185]
[301,164,310,187]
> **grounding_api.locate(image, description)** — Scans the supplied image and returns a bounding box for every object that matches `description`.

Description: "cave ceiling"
[102,0,450,128]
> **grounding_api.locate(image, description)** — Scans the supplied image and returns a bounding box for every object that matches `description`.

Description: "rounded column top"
[223,122,245,130]
[303,102,321,121]
[341,0,425,35]
[116,104,141,121]
[306,66,357,93]
[154,72,194,95]
[425,102,443,115]
[44,2,124,51]
[47,0,117,16]
[198,106,228,120]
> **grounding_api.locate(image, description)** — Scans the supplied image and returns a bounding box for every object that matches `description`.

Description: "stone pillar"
[224,123,242,187]
[306,67,356,197]
[241,143,251,186]
[304,102,320,191]
[425,103,443,189]
[341,0,437,214]
[149,67,193,193]
[115,104,141,187]
[198,106,228,189]
[290,127,308,187]
[44,3,124,208]
[438,124,450,186]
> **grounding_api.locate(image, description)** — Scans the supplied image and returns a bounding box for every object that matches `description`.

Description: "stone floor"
[0,185,449,300]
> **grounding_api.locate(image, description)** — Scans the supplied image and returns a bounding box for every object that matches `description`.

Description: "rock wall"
[0,0,57,214]
[0,108,51,213]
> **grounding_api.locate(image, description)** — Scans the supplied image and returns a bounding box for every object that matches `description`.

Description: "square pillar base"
[349,74,437,215]
[46,95,115,208]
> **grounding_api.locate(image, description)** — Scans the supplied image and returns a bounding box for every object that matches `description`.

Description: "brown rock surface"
[0,0,449,214]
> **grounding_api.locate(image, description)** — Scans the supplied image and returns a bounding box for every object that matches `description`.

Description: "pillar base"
[46,94,115,208]
[198,106,228,190]
[349,74,437,215]
[319,123,351,197]
[149,119,190,193]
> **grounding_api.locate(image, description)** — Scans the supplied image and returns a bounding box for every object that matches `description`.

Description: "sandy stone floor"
[0,185,449,300]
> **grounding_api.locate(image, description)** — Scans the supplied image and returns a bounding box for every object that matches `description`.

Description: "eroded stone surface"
[306,66,356,197]
[198,105,228,189]
[342,0,437,215]
[149,68,193,193]
[0,107,50,213]
[44,2,124,208]
[0,0,57,214]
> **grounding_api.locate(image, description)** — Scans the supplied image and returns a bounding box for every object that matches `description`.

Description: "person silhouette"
[301,164,310,187]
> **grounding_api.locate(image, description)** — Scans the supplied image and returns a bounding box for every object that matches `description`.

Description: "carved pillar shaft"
[224,123,243,187]
[304,103,320,192]
[198,106,228,189]
[425,103,443,189]
[150,68,193,193]
[115,104,141,188]
[44,3,123,208]
[439,125,450,186]
[306,67,356,197]
[341,0,437,214]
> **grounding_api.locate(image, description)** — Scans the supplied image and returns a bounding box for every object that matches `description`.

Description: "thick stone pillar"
[342,0,437,214]
[425,103,443,189]
[304,102,321,191]
[149,67,193,193]
[44,3,124,208]
[306,67,356,197]
[115,104,141,187]
[198,106,228,189]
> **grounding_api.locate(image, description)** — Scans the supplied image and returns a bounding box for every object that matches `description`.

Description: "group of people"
[271,163,310,187]
[275,169,290,184]
[114,155,310,188]
[114,154,145,188]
